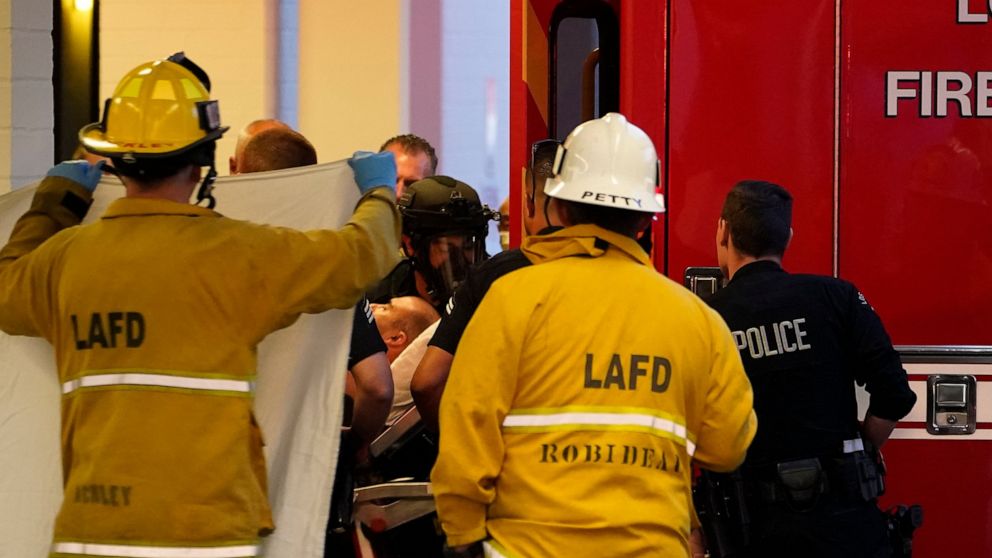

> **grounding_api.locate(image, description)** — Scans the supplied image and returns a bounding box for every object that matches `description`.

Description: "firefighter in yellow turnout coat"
[432,114,756,558]
[0,55,401,558]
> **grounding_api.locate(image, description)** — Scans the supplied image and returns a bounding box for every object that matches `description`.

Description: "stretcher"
[352,407,445,558]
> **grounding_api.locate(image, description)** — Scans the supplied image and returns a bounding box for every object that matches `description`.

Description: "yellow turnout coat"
[0,176,400,557]
[432,225,756,558]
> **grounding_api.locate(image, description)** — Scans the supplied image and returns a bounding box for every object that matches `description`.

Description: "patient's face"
[371,302,400,337]
[372,296,436,362]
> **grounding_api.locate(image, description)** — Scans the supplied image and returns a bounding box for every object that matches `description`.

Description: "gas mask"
[413,231,486,304]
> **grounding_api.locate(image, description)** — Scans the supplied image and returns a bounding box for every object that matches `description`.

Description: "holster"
[693,469,750,558]
[769,458,827,511]
[832,450,884,503]
[886,504,924,558]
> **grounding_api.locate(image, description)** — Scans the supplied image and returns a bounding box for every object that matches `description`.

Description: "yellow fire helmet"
[79,52,229,207]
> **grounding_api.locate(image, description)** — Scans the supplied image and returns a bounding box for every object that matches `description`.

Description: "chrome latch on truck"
[927,375,977,435]
[684,266,725,298]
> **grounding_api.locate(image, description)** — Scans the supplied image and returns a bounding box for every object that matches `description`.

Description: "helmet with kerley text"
[544,112,665,213]
[79,52,228,207]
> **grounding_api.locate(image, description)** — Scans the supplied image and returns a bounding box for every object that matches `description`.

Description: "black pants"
[743,498,891,558]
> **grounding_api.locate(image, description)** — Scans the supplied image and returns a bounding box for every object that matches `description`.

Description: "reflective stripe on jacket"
[0,177,401,553]
[432,224,756,557]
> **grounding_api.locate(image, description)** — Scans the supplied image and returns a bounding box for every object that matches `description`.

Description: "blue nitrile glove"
[46,160,105,193]
[348,150,397,195]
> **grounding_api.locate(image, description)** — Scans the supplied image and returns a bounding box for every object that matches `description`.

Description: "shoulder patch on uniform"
[857,291,874,311]
[362,299,374,323]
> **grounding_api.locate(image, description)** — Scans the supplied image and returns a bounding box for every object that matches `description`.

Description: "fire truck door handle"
[684,267,725,298]
[926,375,977,435]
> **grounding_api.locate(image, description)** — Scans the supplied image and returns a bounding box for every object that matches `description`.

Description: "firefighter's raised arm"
[0,161,103,338]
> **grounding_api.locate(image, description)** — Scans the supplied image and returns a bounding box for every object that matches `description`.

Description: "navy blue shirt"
[347,298,386,369]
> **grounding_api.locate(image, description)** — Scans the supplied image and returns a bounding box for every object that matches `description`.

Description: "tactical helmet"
[79,52,228,207]
[398,176,497,302]
[545,112,664,213]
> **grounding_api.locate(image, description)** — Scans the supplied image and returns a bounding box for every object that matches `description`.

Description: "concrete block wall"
[0,0,54,191]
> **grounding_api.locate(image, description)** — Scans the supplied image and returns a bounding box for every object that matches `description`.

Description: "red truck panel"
[618,2,667,269]
[840,0,992,345]
[667,1,835,278]
[519,1,991,338]
[514,3,992,557]
[880,438,992,556]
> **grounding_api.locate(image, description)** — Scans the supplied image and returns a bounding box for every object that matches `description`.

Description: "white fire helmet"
[544,112,665,213]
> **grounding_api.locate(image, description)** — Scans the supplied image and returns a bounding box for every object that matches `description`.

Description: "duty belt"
[748,438,883,510]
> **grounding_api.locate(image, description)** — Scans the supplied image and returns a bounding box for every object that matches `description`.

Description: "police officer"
[379,134,438,197]
[431,113,756,557]
[411,139,562,432]
[0,53,400,557]
[368,176,496,314]
[705,180,917,558]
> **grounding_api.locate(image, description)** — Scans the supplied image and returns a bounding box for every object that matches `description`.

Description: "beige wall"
[100,0,276,175]
[0,0,405,190]
[298,0,402,162]
[99,0,404,171]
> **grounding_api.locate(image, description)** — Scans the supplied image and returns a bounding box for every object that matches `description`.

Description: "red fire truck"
[508,1,992,555]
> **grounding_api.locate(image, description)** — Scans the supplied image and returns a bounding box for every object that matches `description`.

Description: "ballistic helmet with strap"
[398,176,497,302]
[79,52,228,207]
[544,112,664,213]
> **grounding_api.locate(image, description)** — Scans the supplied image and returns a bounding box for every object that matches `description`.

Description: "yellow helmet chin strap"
[191,134,220,209]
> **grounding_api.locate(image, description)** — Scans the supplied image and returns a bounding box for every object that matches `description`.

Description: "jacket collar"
[101,197,221,220]
[521,224,652,266]
[729,260,785,283]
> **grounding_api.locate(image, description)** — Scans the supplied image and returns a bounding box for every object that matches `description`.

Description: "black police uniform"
[705,260,917,558]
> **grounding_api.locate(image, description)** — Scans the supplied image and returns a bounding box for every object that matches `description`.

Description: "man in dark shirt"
[379,133,437,197]
[343,298,393,444]
[368,176,497,314]
[411,139,562,431]
[705,180,917,558]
